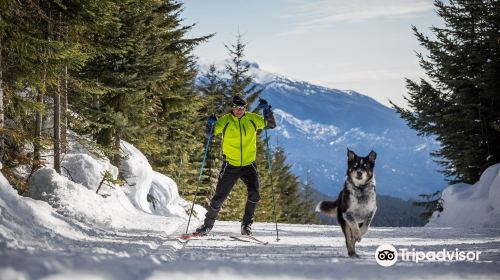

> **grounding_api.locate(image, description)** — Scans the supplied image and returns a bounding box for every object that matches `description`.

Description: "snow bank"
[29,167,178,231]
[427,163,500,228]
[149,171,205,218]
[0,138,206,251]
[61,153,118,191]
[27,139,205,231]
[119,141,155,212]
[118,141,205,219]
[0,170,89,249]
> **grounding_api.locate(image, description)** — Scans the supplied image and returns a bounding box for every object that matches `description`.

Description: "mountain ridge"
[198,62,446,199]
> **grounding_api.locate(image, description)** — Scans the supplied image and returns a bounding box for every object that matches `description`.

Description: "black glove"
[259,99,276,129]
[205,114,217,139]
[207,115,217,127]
[258,98,272,113]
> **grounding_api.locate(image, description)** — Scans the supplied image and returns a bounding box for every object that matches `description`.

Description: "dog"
[316,148,377,257]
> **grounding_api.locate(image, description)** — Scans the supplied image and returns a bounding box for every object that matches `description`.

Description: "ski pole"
[262,111,280,242]
[185,125,215,234]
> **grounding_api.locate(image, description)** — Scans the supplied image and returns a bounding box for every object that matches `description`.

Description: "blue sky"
[181,0,443,108]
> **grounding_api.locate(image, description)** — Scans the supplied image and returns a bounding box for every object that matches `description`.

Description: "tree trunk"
[53,12,61,174]
[33,89,43,166]
[61,64,68,153]
[112,130,121,168]
[62,23,69,153]
[54,80,61,174]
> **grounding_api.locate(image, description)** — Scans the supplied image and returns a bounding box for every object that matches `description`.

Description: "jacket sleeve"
[213,115,228,135]
[250,112,276,130]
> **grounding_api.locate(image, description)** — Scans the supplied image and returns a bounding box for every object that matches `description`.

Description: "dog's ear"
[368,150,377,163]
[347,148,356,161]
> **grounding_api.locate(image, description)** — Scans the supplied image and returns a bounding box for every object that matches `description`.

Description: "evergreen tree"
[223,33,263,110]
[214,34,267,221]
[195,65,226,208]
[0,13,4,163]
[0,0,37,189]
[391,0,500,183]
[412,191,444,222]
[200,64,226,114]
[301,173,320,224]
[272,146,301,223]
[70,0,209,177]
[76,0,159,166]
[254,139,281,222]
[0,0,88,185]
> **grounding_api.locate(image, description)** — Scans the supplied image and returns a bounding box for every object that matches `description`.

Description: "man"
[195,95,276,236]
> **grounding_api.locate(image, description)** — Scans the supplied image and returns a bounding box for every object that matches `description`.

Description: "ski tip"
[177,234,194,240]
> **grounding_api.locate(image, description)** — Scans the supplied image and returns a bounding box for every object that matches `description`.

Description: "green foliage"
[391,0,500,184]
[1,0,320,225]
[223,33,264,110]
[412,191,444,223]
[194,35,316,224]
[0,0,210,191]
[202,34,266,222]
[300,177,321,224]
[0,0,92,180]
[96,169,124,196]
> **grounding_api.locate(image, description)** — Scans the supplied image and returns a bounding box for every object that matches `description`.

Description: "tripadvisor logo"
[375,244,398,267]
[375,244,482,267]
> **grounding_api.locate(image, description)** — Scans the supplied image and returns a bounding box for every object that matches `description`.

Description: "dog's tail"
[315,200,338,217]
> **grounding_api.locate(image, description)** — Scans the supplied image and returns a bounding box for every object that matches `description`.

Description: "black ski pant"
[203,161,260,228]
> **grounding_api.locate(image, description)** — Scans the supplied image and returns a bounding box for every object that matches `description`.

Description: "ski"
[174,234,231,242]
[176,233,198,240]
[175,233,209,242]
[230,235,269,245]
[168,234,268,245]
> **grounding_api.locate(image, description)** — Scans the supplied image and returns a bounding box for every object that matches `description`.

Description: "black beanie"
[232,95,247,106]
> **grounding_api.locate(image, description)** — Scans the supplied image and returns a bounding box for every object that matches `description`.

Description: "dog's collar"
[348,177,374,190]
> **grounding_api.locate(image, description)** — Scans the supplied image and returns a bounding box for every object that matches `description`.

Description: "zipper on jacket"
[238,119,243,166]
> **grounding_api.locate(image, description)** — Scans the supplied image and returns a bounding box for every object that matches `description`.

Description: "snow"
[427,163,500,228]
[120,141,155,212]
[2,220,499,279]
[0,139,206,250]
[1,139,499,279]
[415,143,427,151]
[196,61,444,199]
[61,153,118,191]
[274,109,340,140]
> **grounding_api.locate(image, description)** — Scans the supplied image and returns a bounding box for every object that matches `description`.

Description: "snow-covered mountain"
[200,62,446,199]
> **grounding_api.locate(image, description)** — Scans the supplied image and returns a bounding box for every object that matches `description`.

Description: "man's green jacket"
[214,112,266,167]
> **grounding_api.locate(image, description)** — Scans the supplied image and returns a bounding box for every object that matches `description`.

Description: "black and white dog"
[316,149,377,257]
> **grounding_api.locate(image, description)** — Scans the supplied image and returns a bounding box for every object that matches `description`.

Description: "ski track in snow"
[2,221,500,280]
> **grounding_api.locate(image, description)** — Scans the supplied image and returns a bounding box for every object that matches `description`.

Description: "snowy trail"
[3,221,499,280]
[2,136,499,279]
[167,221,500,280]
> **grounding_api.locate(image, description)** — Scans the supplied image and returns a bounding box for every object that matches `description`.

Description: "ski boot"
[194,224,212,236]
[241,223,252,236]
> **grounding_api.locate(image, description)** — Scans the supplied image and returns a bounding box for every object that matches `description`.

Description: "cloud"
[320,69,423,84]
[280,0,434,35]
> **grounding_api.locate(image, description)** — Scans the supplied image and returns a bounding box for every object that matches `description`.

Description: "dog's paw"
[351,230,362,242]
[348,251,360,258]
[353,235,362,242]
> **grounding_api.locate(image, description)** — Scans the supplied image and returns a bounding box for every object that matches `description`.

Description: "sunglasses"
[232,105,246,110]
